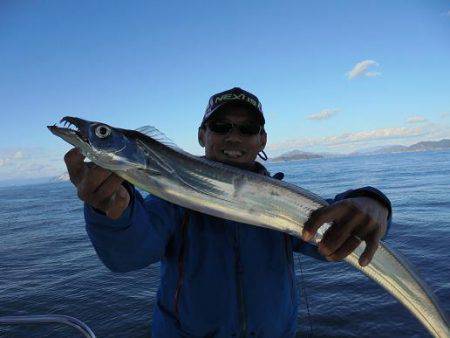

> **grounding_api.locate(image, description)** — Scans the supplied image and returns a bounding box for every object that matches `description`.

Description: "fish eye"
[95,125,112,139]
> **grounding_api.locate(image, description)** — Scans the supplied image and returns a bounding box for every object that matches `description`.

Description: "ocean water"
[0,151,449,337]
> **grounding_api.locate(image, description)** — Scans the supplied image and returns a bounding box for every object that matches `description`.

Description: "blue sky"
[1,0,449,182]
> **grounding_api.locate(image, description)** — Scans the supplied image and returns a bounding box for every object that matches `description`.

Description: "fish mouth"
[47,116,90,146]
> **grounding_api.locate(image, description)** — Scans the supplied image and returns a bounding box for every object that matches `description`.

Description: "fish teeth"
[59,119,78,131]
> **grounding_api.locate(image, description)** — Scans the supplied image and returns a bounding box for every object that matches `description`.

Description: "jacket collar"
[252,161,270,176]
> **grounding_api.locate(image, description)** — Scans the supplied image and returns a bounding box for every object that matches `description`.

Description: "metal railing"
[0,314,96,337]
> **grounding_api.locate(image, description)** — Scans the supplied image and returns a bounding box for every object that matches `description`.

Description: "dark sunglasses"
[207,122,262,136]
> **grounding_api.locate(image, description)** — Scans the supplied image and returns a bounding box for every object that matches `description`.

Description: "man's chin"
[218,157,255,169]
[204,153,257,169]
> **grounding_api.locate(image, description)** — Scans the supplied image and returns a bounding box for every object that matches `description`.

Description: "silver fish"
[48,116,449,338]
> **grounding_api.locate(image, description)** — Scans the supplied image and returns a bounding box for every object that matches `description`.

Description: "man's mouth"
[222,150,245,159]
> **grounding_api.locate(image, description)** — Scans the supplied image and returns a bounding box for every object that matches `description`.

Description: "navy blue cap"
[201,87,265,127]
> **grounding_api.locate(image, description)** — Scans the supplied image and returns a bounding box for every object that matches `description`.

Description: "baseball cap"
[201,87,265,127]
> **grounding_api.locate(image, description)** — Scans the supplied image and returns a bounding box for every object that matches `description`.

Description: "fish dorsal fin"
[135,125,181,151]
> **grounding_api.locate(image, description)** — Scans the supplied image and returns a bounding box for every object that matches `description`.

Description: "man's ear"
[259,130,267,152]
[198,128,205,147]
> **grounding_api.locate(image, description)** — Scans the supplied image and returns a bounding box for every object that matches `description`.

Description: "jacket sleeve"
[84,183,180,272]
[293,186,393,259]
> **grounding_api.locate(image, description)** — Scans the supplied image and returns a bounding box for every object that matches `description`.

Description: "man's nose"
[224,126,242,142]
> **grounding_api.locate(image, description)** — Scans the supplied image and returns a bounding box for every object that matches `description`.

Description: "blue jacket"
[84,167,392,338]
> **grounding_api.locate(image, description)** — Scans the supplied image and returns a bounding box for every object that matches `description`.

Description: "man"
[65,87,391,337]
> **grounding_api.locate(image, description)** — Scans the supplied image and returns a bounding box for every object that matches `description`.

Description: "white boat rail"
[0,314,96,337]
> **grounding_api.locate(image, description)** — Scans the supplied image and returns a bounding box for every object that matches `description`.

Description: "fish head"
[48,116,147,171]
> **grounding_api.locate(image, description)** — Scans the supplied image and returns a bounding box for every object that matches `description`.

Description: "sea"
[0,150,449,338]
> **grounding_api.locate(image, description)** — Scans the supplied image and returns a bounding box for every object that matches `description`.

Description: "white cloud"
[346,60,380,80]
[307,109,340,121]
[0,156,13,167]
[365,72,381,78]
[266,123,450,154]
[13,151,24,159]
[324,126,424,145]
[406,116,427,124]
[0,147,67,181]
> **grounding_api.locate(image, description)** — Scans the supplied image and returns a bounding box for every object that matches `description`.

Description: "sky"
[1,0,450,182]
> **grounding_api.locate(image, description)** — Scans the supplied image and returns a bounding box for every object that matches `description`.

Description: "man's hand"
[302,197,389,267]
[64,148,130,220]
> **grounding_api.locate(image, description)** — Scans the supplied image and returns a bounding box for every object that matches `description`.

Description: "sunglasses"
[207,122,262,136]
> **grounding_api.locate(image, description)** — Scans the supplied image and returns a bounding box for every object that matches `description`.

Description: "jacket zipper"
[284,234,295,305]
[234,225,247,338]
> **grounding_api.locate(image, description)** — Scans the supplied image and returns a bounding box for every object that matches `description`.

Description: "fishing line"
[295,253,314,337]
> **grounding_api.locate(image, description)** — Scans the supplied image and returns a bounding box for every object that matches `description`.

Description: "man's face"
[198,105,267,168]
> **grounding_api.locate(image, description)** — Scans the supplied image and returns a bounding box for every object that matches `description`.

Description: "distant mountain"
[49,172,70,182]
[352,144,409,154]
[408,139,450,151]
[271,150,324,162]
[271,138,450,162]
[351,144,408,155]
[352,139,450,155]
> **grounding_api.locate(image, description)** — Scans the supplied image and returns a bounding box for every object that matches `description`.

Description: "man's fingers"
[359,231,381,267]
[303,201,356,241]
[64,148,85,185]
[303,207,334,241]
[64,148,130,219]
[77,166,111,203]
[90,173,125,208]
[318,212,366,257]
[325,235,362,262]
[304,197,384,264]
[105,187,130,219]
